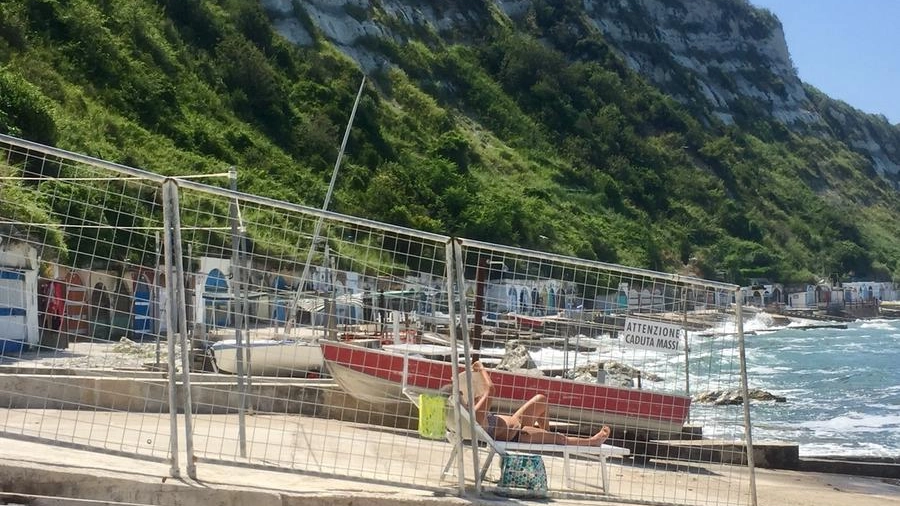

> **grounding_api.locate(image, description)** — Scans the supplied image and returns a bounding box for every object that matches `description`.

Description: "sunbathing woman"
[467,360,611,446]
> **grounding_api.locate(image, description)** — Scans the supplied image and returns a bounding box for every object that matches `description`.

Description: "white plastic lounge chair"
[440,399,630,493]
[402,362,630,494]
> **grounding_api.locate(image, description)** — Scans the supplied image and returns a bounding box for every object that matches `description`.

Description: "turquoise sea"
[739,317,900,457]
[520,315,900,458]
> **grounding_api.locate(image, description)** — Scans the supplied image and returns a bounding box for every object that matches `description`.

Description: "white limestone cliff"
[261,0,900,186]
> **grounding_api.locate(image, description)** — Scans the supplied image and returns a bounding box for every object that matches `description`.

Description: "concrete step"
[630,439,800,469]
[800,457,900,479]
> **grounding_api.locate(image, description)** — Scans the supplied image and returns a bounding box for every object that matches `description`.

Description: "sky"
[749,0,900,124]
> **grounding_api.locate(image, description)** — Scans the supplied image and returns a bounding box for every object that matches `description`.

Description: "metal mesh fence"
[172,176,459,487]
[0,135,175,465]
[453,239,755,503]
[0,133,756,505]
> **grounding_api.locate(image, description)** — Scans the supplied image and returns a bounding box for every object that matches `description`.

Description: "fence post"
[162,178,198,479]
[735,290,758,506]
[451,238,484,495]
[161,179,182,478]
[228,168,249,457]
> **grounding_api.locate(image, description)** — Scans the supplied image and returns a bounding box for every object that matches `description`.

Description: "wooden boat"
[208,338,324,377]
[207,326,423,377]
[320,340,691,438]
[511,312,565,329]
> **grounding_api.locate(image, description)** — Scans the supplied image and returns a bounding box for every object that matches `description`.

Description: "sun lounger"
[432,395,630,493]
[401,356,630,493]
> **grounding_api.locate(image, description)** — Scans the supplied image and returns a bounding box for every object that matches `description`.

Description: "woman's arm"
[471,361,493,413]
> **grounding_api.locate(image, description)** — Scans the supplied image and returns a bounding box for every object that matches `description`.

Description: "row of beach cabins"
[1,250,606,351]
[3,239,897,353]
[2,242,714,352]
[741,279,897,319]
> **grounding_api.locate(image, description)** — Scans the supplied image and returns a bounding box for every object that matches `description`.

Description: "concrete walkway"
[2,429,900,506]
[0,436,471,506]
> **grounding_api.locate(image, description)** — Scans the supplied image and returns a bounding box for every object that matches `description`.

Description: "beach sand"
[753,467,900,506]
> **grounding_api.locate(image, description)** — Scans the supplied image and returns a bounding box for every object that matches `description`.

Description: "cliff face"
[813,91,900,183]
[261,0,900,188]
[573,0,817,126]
[568,0,900,185]
[262,0,492,72]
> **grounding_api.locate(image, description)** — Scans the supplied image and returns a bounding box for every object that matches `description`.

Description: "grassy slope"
[1,0,899,284]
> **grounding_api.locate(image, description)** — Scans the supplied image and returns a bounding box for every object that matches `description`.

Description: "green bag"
[417,394,446,440]
[497,454,548,495]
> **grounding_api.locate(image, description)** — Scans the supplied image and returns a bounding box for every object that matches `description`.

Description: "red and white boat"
[320,340,691,438]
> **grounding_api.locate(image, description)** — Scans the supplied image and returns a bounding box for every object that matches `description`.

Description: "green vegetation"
[1,0,899,285]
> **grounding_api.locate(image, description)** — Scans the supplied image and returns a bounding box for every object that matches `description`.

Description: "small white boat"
[208,339,324,377]
[417,311,475,329]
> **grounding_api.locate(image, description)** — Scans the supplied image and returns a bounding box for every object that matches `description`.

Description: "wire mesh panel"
[0,135,178,465]
[1,133,757,505]
[453,238,755,505]
[172,179,463,490]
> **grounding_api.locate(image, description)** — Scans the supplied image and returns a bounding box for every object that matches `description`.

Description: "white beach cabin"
[0,240,40,353]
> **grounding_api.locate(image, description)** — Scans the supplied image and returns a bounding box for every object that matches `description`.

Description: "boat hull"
[210,339,324,377]
[321,341,690,437]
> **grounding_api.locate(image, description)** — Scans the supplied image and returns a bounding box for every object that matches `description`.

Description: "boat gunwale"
[320,341,690,426]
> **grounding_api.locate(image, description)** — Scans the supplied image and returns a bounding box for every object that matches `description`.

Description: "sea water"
[740,317,900,457]
[519,315,900,458]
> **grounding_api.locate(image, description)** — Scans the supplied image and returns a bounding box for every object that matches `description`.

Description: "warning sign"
[621,317,683,353]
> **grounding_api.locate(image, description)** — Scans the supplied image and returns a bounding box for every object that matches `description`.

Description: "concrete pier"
[0,365,804,471]
[7,368,893,479]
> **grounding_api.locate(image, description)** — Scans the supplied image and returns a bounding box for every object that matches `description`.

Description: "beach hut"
[132,271,154,340]
[39,277,67,348]
[90,281,112,339]
[0,241,39,353]
[82,268,134,340]
[272,275,291,323]
[62,271,89,338]
[194,257,232,330]
[507,286,517,313]
[616,283,628,312]
[331,273,363,325]
[205,269,230,328]
[249,272,271,324]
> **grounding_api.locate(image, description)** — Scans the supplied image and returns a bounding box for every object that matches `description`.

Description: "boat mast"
[472,258,487,361]
[283,75,366,336]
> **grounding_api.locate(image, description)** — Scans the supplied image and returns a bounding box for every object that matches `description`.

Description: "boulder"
[694,388,787,405]
[565,361,662,388]
[603,361,663,382]
[495,340,538,371]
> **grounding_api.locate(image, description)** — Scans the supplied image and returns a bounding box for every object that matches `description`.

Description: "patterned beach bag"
[496,454,548,497]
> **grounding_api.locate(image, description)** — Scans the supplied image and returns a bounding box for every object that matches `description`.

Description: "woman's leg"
[512,394,550,430]
[494,394,548,441]
[518,425,611,447]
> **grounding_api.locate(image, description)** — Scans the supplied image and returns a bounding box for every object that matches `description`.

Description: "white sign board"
[622,317,683,353]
